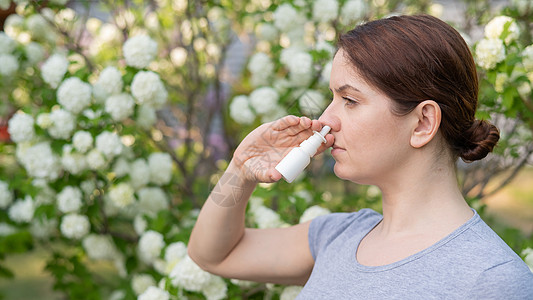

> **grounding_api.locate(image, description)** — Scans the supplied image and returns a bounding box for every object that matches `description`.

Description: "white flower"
[341,0,367,24]
[522,248,533,272]
[320,61,332,84]
[0,223,16,236]
[165,242,187,265]
[256,23,278,41]
[130,158,150,189]
[316,41,335,58]
[82,234,118,260]
[132,274,156,295]
[8,112,35,143]
[170,255,212,292]
[299,90,326,116]
[0,54,19,76]
[0,180,13,209]
[108,183,135,208]
[138,230,165,264]
[273,4,299,32]
[249,87,279,115]
[8,196,34,223]
[248,52,274,87]
[57,186,83,213]
[229,95,255,125]
[16,142,61,180]
[62,146,87,174]
[36,113,52,129]
[484,16,520,44]
[30,216,57,240]
[252,205,283,229]
[41,54,69,88]
[522,45,533,71]
[105,93,135,121]
[280,286,303,300]
[73,131,93,153]
[27,14,51,40]
[0,32,15,54]
[138,286,169,300]
[137,187,168,215]
[287,51,313,75]
[123,35,158,69]
[96,131,123,159]
[475,38,506,70]
[48,109,76,139]
[80,180,96,196]
[86,149,106,170]
[299,205,331,223]
[4,15,24,36]
[248,52,274,76]
[94,66,123,98]
[136,105,157,129]
[134,215,147,235]
[313,0,338,23]
[60,213,90,239]
[57,77,92,114]
[261,105,286,123]
[202,276,227,300]
[112,157,130,178]
[512,0,533,15]
[25,42,45,64]
[131,71,167,109]
[148,153,173,185]
[494,72,508,93]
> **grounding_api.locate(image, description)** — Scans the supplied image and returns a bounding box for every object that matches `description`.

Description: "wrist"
[227,159,257,187]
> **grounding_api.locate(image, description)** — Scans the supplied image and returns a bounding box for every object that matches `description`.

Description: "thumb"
[266,168,283,183]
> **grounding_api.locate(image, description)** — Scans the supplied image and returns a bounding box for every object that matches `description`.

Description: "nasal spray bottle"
[275,126,331,183]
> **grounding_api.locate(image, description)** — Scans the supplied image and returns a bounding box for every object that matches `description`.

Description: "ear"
[410,100,441,148]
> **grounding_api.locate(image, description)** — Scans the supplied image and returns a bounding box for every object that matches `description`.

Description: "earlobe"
[410,100,441,149]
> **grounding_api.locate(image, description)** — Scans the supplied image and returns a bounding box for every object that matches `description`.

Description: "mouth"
[332,144,345,150]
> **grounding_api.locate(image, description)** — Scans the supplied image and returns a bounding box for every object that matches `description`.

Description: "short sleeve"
[308,208,381,261]
[467,259,533,299]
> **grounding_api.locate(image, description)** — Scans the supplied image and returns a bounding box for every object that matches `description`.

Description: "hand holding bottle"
[231,115,334,183]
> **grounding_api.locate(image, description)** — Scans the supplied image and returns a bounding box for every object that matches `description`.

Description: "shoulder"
[308,208,381,260]
[467,258,533,299]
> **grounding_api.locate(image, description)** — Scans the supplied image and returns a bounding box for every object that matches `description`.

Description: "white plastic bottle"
[275,126,331,183]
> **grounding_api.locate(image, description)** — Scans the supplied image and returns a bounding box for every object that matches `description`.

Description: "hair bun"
[459,120,500,162]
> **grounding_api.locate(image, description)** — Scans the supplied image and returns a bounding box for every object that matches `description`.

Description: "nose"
[318,102,341,132]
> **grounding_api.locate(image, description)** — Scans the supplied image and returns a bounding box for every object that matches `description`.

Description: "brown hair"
[338,14,499,162]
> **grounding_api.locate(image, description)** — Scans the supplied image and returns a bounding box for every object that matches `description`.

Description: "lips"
[331,144,346,155]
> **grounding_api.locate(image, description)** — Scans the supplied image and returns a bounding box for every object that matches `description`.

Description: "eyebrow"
[330,84,361,93]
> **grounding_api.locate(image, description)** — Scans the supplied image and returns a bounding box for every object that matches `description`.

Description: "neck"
[376,157,472,236]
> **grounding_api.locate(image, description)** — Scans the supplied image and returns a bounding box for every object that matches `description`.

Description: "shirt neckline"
[351,208,480,272]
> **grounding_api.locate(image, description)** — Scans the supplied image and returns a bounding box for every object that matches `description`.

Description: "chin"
[333,164,373,185]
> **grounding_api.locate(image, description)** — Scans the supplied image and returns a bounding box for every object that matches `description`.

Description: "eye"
[343,97,358,107]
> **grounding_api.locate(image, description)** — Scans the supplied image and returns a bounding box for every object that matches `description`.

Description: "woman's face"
[319,49,414,185]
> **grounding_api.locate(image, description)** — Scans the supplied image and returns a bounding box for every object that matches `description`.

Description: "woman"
[188,15,533,298]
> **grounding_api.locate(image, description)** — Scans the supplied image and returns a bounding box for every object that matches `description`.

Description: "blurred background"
[0,0,531,299]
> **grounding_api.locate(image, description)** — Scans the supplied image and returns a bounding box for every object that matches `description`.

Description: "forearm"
[188,160,257,268]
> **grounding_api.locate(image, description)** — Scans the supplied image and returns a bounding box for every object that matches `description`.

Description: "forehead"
[330,49,377,95]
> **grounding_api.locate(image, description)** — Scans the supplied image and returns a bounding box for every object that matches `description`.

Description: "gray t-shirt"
[296,208,533,299]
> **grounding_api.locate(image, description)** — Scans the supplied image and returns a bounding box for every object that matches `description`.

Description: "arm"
[188,116,333,285]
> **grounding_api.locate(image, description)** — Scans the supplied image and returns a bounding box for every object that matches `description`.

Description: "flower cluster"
[229,1,368,125]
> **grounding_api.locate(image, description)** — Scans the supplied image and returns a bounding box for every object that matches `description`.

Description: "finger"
[267,168,283,182]
[310,119,322,132]
[315,134,335,155]
[270,115,300,131]
[284,116,313,136]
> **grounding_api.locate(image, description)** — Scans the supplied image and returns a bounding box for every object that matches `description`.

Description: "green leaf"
[0,264,14,279]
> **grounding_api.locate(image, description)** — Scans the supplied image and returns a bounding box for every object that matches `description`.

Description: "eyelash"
[343,97,358,107]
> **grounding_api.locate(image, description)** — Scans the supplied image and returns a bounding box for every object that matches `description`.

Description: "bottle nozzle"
[319,126,331,137]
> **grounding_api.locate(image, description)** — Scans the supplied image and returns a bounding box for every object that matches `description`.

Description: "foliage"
[0,0,531,299]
